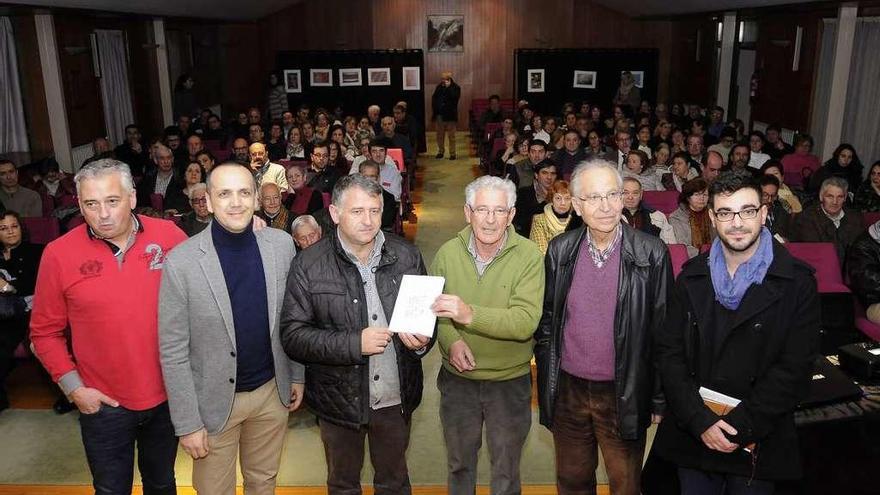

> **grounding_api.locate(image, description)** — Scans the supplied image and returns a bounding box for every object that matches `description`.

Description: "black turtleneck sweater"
[211,221,274,392]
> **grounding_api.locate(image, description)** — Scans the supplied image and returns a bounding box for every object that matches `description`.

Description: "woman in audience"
[266,122,287,161]
[661,151,698,192]
[668,178,714,258]
[670,128,687,154]
[357,116,376,138]
[810,143,863,195]
[314,110,331,141]
[284,165,324,216]
[195,150,216,173]
[343,116,360,153]
[652,120,673,147]
[529,114,551,144]
[327,141,348,173]
[847,219,880,323]
[761,160,803,213]
[747,130,771,169]
[613,71,641,112]
[623,149,661,191]
[584,130,607,160]
[165,162,204,214]
[590,106,603,131]
[0,211,44,412]
[302,121,317,145]
[653,143,671,171]
[286,126,306,160]
[492,133,519,177]
[635,124,653,158]
[529,180,572,255]
[329,124,348,157]
[855,161,880,212]
[781,133,820,187]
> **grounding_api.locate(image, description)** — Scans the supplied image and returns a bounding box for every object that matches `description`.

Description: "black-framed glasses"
[713,207,761,222]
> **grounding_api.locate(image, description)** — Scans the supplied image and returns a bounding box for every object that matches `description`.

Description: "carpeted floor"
[0,134,650,485]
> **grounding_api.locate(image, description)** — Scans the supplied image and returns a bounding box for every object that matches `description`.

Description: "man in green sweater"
[430,175,545,495]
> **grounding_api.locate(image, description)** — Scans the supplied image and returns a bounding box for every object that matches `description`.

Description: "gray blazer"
[159,224,304,436]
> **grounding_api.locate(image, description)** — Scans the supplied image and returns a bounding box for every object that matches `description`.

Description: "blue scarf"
[709,227,774,310]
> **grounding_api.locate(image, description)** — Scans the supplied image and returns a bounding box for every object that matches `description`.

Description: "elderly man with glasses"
[535,160,672,495]
[429,175,544,495]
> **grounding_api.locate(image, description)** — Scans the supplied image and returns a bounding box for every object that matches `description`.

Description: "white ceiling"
[2,0,829,20]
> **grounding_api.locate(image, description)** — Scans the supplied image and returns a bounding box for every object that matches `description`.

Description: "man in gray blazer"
[159,161,304,495]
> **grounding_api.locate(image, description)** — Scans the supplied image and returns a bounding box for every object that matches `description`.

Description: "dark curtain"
[275,49,426,152]
[514,48,659,118]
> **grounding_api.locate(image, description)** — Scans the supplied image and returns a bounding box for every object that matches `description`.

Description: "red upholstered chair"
[863,211,880,229]
[854,301,880,342]
[279,159,292,169]
[387,148,405,173]
[322,192,331,208]
[784,242,850,294]
[485,123,503,140]
[667,244,690,279]
[150,193,164,212]
[642,191,679,215]
[22,217,60,245]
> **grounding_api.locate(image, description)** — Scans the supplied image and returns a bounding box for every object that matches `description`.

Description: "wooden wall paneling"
[54,14,106,147]
[11,14,53,161]
[665,17,716,107]
[217,23,262,116]
[126,20,164,140]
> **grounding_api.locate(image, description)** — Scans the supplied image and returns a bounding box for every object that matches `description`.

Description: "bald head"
[249,142,267,169]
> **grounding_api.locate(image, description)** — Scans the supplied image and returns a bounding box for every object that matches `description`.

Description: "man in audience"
[33,158,76,211]
[114,124,151,177]
[305,141,340,193]
[393,104,420,153]
[136,144,186,211]
[0,159,42,218]
[82,137,114,167]
[846,220,880,323]
[177,115,194,138]
[621,176,676,243]
[687,134,706,172]
[795,176,864,265]
[249,123,265,144]
[513,160,557,236]
[430,175,543,495]
[536,161,670,495]
[203,114,227,144]
[350,138,402,202]
[178,183,211,237]
[614,130,633,170]
[555,130,587,179]
[359,161,397,232]
[282,111,296,138]
[380,116,415,163]
[707,106,725,139]
[290,214,322,250]
[367,104,382,135]
[186,135,204,166]
[760,175,792,240]
[31,159,187,494]
[296,104,310,126]
[479,94,504,134]
[249,142,288,192]
[281,174,432,495]
[232,138,250,165]
[727,143,752,174]
[256,182,293,233]
[763,125,793,160]
[701,151,724,183]
[159,161,303,495]
[247,107,263,128]
[655,169,819,493]
[508,139,548,188]
[708,127,737,164]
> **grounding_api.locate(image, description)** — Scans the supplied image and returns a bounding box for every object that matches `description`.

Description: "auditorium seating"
[150,193,164,212]
[667,244,690,278]
[22,217,60,245]
[643,191,679,215]
[863,211,880,228]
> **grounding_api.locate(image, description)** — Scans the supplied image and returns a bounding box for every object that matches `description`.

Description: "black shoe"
[53,397,75,415]
[449,154,457,160]
[435,152,444,159]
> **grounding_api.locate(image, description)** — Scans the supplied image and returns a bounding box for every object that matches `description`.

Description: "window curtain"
[810,19,836,159]
[95,29,134,148]
[0,17,29,154]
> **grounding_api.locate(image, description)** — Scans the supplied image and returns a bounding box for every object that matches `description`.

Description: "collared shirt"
[87,213,143,266]
[154,171,173,196]
[337,229,401,410]
[254,160,271,186]
[585,224,622,268]
[467,230,508,276]
[822,206,845,229]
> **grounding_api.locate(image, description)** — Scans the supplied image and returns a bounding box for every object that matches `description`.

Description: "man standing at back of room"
[30,159,187,494]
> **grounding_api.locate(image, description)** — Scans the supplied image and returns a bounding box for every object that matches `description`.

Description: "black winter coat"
[431,80,461,122]
[653,242,820,480]
[535,224,672,440]
[847,231,880,307]
[280,230,434,428]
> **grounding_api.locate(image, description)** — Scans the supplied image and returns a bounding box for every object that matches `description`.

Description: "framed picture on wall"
[339,68,362,87]
[527,69,545,93]
[310,69,333,87]
[573,70,597,89]
[623,70,645,88]
[368,68,392,86]
[402,67,421,90]
[284,70,301,93]
[427,15,464,52]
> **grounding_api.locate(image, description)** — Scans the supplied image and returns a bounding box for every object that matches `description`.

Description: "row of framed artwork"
[526,69,645,92]
[283,67,421,93]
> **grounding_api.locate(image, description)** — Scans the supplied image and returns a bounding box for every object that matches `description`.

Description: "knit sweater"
[429,225,545,381]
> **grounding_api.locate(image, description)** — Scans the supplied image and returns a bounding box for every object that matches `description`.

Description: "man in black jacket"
[431,71,461,160]
[654,170,820,492]
[280,174,434,495]
[535,160,671,495]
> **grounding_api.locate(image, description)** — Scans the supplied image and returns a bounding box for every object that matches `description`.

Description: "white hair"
[291,214,320,234]
[570,159,623,197]
[821,176,849,195]
[187,182,207,199]
[74,159,135,195]
[464,175,517,209]
[368,105,380,113]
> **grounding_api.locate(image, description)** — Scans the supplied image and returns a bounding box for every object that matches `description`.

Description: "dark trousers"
[678,468,775,495]
[319,405,412,495]
[0,314,27,405]
[552,371,646,495]
[437,367,532,495]
[79,401,178,495]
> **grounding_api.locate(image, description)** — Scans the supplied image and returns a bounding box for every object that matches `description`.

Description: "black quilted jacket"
[280,230,434,428]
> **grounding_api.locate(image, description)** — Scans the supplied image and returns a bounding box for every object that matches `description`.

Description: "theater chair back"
[642,191,679,215]
[863,211,880,229]
[387,148,405,173]
[667,244,690,279]
[150,193,164,212]
[22,217,61,245]
[784,242,849,293]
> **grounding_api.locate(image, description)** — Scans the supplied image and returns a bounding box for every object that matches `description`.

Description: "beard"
[719,226,761,253]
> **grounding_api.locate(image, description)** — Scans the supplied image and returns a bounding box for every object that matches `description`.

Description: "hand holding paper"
[388,275,445,338]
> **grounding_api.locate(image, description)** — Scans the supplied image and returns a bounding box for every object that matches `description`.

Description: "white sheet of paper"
[388,275,445,337]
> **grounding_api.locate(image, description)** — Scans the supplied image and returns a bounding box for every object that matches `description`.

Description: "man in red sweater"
[30,159,187,494]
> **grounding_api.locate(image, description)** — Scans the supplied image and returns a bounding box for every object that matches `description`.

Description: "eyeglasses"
[576,191,623,206]
[190,198,207,205]
[712,207,760,222]
[469,206,511,217]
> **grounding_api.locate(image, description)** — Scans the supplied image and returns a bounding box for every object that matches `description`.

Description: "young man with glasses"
[535,160,671,495]
[654,169,820,493]
[429,175,544,495]
[305,141,340,193]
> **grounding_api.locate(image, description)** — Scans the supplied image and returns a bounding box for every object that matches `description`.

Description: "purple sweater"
[560,243,620,381]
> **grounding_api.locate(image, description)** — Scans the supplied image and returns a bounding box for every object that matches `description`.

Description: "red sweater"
[30,216,187,410]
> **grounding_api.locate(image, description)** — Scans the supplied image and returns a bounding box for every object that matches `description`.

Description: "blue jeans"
[79,401,177,495]
[678,467,775,495]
